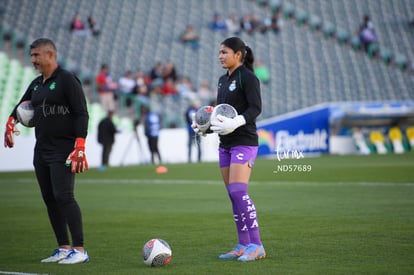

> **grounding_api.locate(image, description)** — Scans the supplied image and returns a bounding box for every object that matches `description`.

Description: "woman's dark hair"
[221,37,255,72]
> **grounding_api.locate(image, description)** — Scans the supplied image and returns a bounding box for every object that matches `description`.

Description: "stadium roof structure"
[330,101,414,129]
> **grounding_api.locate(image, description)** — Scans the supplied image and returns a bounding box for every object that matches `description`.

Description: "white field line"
[1,178,414,187]
[0,271,50,275]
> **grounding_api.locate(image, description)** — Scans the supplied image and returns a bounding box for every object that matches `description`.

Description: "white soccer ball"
[16,100,34,128]
[211,103,238,123]
[195,105,213,133]
[142,238,172,267]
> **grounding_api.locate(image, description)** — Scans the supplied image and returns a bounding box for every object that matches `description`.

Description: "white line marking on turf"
[2,178,414,187]
[0,271,50,275]
[79,179,414,187]
[79,178,222,185]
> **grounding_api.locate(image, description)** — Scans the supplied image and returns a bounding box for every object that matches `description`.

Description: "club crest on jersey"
[229,80,236,91]
[49,82,56,90]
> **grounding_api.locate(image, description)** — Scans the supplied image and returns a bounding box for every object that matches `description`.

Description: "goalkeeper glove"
[210,115,246,136]
[65,137,89,173]
[4,117,20,148]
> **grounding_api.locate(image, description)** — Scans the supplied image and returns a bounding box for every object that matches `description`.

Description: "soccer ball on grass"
[142,238,172,267]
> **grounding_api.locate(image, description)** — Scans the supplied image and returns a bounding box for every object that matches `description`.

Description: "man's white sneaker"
[58,249,89,264]
[41,248,71,263]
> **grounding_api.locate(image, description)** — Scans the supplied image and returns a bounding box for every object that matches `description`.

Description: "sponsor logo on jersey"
[236,152,244,160]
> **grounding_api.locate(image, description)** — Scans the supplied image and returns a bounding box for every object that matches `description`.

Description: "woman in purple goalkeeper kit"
[204,36,265,261]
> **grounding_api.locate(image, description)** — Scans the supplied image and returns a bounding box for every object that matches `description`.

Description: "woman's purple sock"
[227,183,262,246]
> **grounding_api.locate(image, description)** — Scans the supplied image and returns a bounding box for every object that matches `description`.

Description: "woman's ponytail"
[243,46,255,72]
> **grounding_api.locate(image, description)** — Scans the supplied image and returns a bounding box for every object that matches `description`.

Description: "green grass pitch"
[0,153,413,275]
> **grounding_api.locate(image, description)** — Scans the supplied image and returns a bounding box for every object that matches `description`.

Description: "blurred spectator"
[240,15,255,34]
[149,62,164,87]
[177,76,196,101]
[185,101,201,163]
[133,84,150,109]
[95,64,117,112]
[118,70,136,107]
[197,80,215,105]
[135,69,152,87]
[226,14,241,35]
[180,24,200,50]
[161,61,177,82]
[260,15,273,33]
[142,106,162,165]
[70,14,85,31]
[97,111,118,171]
[118,70,135,94]
[149,82,163,97]
[87,15,100,36]
[355,15,377,52]
[270,10,283,33]
[250,14,262,32]
[161,77,178,97]
[70,14,89,36]
[210,12,228,33]
[254,60,270,84]
[133,69,151,107]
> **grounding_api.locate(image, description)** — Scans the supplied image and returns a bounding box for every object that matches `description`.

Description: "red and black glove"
[65,137,89,173]
[4,117,20,148]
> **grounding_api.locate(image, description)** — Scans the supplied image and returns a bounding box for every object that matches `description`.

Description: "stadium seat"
[394,53,409,71]
[294,9,308,26]
[388,127,405,154]
[369,131,388,154]
[308,15,322,31]
[322,22,336,38]
[350,36,361,51]
[405,127,414,151]
[336,28,350,45]
[367,43,379,58]
[282,4,295,19]
[379,47,393,65]
[352,129,371,155]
